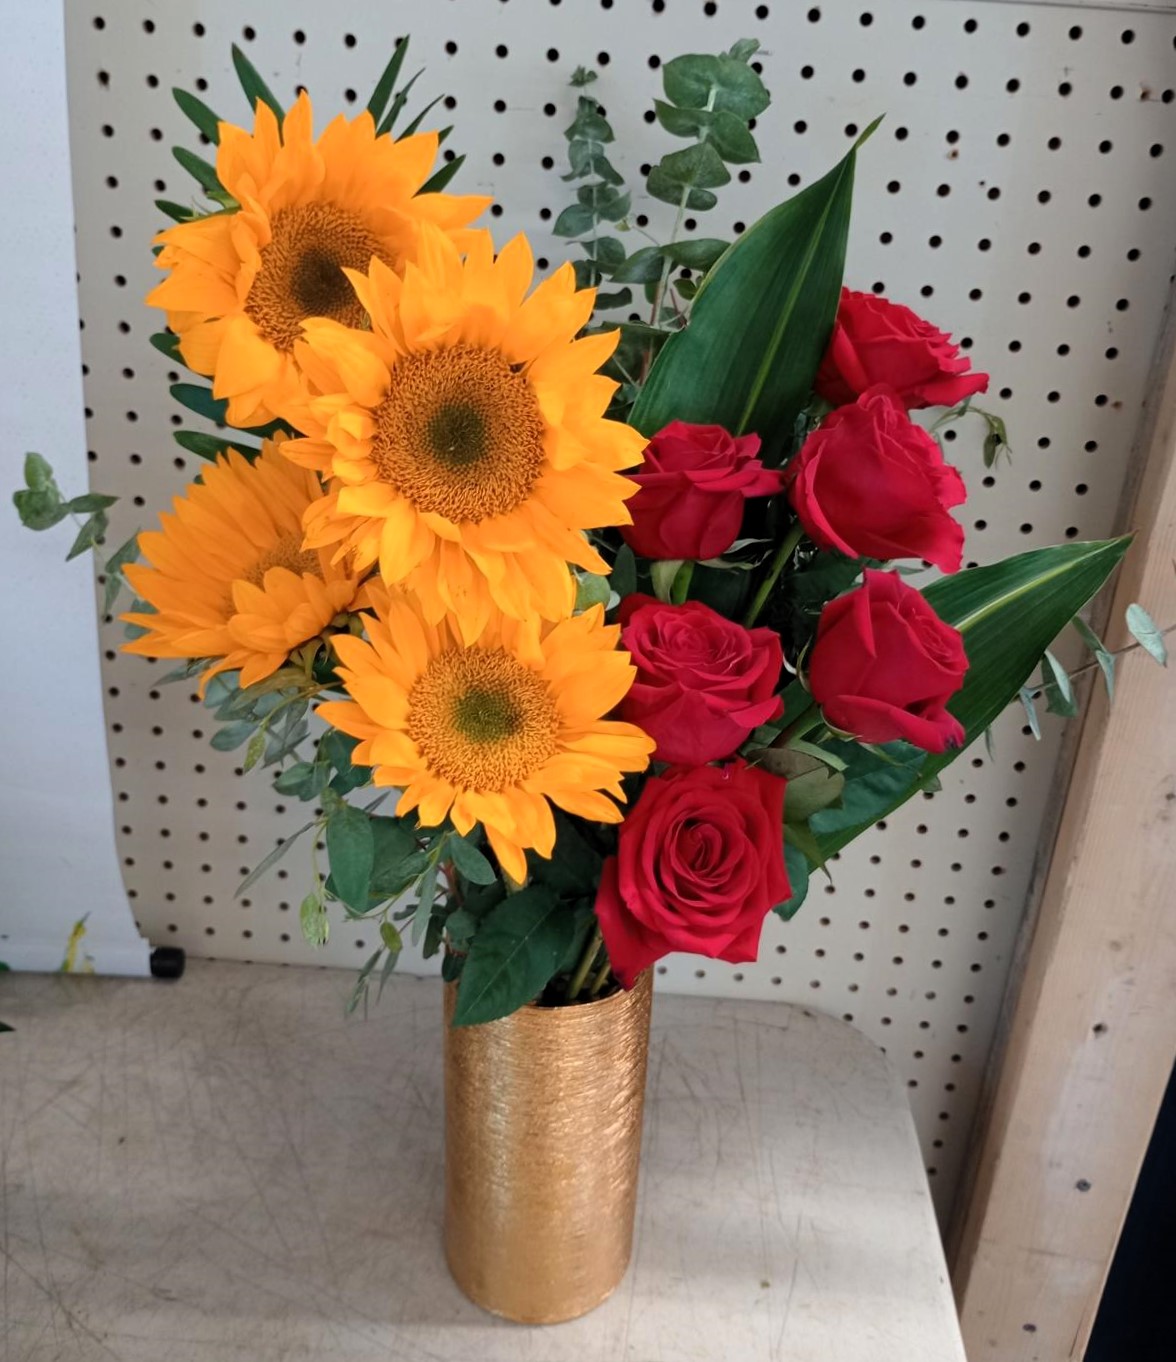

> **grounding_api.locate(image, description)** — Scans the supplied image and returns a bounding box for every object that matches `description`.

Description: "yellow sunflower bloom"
[122,438,361,690]
[317,592,655,883]
[146,91,489,428]
[278,225,646,644]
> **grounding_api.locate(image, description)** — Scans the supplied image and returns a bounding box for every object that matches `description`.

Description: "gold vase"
[443,970,653,1324]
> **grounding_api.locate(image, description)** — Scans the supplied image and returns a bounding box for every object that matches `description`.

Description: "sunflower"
[317,591,655,882]
[122,439,361,690]
[279,225,646,644]
[146,92,488,428]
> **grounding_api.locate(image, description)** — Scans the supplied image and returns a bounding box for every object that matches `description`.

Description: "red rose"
[618,595,783,764]
[816,288,989,410]
[788,385,966,572]
[595,761,791,987]
[621,421,785,561]
[808,569,967,753]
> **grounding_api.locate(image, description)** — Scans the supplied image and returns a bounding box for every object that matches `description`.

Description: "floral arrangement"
[17,39,1164,1026]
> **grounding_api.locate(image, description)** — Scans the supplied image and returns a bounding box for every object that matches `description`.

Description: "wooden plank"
[0,961,965,1362]
[952,315,1176,1359]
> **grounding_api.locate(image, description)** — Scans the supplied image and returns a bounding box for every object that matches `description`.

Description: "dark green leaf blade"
[367,36,409,123]
[173,88,223,144]
[452,886,576,1026]
[629,135,862,456]
[231,43,284,121]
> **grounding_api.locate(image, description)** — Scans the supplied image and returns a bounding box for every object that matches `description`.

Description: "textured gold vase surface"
[443,971,653,1324]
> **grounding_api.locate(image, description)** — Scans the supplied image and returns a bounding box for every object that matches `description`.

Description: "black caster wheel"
[150,946,186,980]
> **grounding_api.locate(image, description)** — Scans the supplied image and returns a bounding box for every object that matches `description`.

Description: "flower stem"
[670,560,694,604]
[587,955,613,998]
[742,523,805,628]
[566,925,602,1001]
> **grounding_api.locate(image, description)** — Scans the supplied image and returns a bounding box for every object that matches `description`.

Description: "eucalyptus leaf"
[448,834,497,886]
[662,52,770,120]
[1019,686,1042,740]
[552,203,597,237]
[235,820,316,897]
[300,893,329,947]
[1041,649,1078,717]
[1126,602,1168,666]
[1073,615,1115,699]
[612,246,666,284]
[103,533,140,613]
[66,512,107,561]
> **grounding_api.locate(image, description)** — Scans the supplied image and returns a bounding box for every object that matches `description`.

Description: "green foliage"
[1041,649,1078,718]
[174,430,262,462]
[325,797,376,911]
[1073,616,1115,698]
[367,36,410,122]
[451,885,578,1026]
[630,123,873,460]
[13,453,69,530]
[805,538,1131,861]
[776,842,811,921]
[173,88,223,144]
[1126,602,1168,667]
[231,42,283,121]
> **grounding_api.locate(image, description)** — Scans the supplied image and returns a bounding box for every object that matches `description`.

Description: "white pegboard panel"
[63,0,1176,1216]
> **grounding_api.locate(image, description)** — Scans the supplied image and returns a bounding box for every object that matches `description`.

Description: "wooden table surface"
[0,961,966,1361]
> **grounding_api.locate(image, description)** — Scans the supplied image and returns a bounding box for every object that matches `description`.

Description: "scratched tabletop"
[0,961,965,1362]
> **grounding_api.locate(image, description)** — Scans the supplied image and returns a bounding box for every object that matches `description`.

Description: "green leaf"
[66,511,107,561]
[322,730,369,795]
[172,146,222,196]
[1126,602,1168,666]
[784,763,845,822]
[653,102,760,163]
[420,154,464,195]
[452,886,576,1027]
[155,199,195,223]
[396,88,442,139]
[174,430,261,461]
[236,820,316,897]
[776,842,811,921]
[231,43,283,121]
[376,69,424,136]
[210,720,255,752]
[448,834,497,886]
[808,740,922,842]
[369,817,428,897]
[150,331,183,362]
[528,811,602,897]
[173,87,223,144]
[631,130,870,456]
[810,538,1131,861]
[1073,616,1115,699]
[575,571,612,611]
[300,892,329,947]
[611,543,637,600]
[663,238,730,271]
[24,452,57,492]
[1019,686,1042,740]
[662,53,770,120]
[326,804,375,911]
[411,862,439,945]
[367,36,409,122]
[650,558,685,602]
[102,533,139,613]
[1041,649,1078,717]
[13,488,67,531]
[584,236,626,272]
[552,203,597,238]
[380,919,403,953]
[646,165,718,212]
[612,246,665,284]
[273,761,323,798]
[65,493,118,514]
[170,382,227,425]
[243,730,267,771]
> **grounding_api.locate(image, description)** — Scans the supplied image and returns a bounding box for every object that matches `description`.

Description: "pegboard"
[63,0,1176,1218]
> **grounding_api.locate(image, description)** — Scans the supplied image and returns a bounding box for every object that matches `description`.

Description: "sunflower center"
[244,531,322,587]
[407,647,559,790]
[244,203,387,353]
[372,346,547,524]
